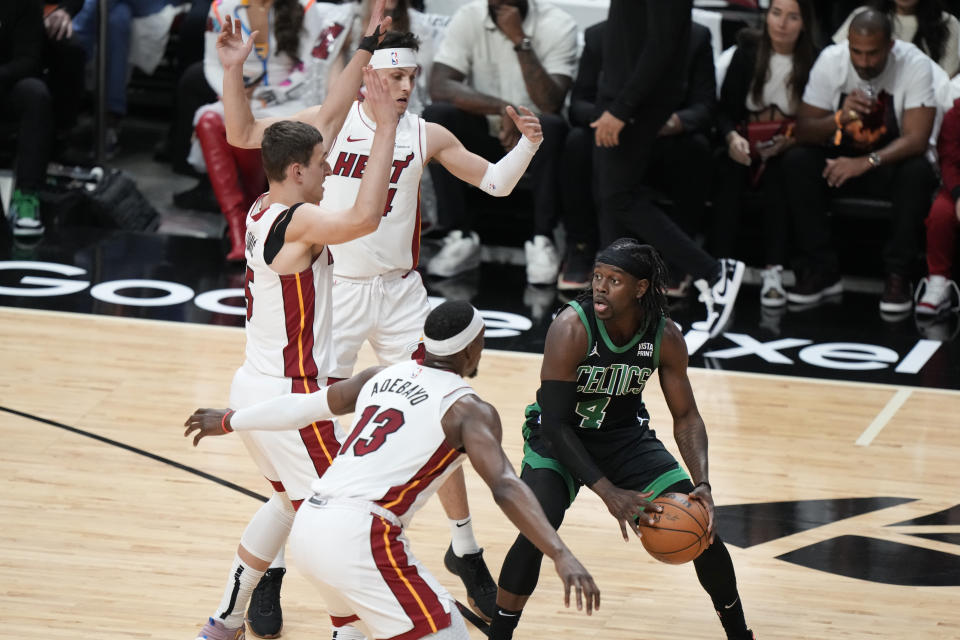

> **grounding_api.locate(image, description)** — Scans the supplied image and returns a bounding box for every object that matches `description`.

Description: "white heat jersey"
[242,194,338,386]
[325,101,426,278]
[311,360,474,527]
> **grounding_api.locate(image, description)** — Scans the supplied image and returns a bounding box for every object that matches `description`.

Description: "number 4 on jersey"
[575,397,610,429]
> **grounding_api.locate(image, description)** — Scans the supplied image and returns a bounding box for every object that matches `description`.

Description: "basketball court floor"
[1,228,959,639]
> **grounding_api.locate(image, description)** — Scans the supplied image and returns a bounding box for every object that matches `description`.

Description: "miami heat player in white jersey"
[314,359,474,525]
[290,359,475,639]
[325,101,426,277]
[321,101,432,381]
[231,194,342,502]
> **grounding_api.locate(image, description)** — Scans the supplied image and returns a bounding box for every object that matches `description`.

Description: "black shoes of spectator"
[173,177,220,213]
[443,545,498,622]
[557,243,594,291]
[247,567,285,638]
[879,273,913,314]
[786,269,843,305]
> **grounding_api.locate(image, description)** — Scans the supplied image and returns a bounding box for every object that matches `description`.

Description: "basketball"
[639,492,710,564]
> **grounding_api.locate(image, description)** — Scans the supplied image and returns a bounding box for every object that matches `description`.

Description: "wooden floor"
[1,306,959,639]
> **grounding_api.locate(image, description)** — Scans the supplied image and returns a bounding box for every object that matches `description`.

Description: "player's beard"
[467,366,479,379]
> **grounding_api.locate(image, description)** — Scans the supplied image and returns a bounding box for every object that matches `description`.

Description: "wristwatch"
[867,152,882,169]
[514,36,533,52]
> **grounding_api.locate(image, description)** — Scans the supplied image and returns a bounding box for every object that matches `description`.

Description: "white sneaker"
[914,275,960,316]
[427,230,481,278]
[760,265,787,308]
[691,258,745,338]
[524,235,560,285]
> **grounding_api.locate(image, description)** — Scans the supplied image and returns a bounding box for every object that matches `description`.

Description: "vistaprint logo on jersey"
[245,232,258,255]
[638,341,654,357]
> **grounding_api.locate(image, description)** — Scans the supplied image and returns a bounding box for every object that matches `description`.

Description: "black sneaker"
[247,567,284,638]
[879,273,913,313]
[173,178,220,213]
[557,243,594,291]
[786,268,842,305]
[443,545,497,622]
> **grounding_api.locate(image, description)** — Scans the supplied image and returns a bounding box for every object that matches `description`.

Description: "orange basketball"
[639,492,710,564]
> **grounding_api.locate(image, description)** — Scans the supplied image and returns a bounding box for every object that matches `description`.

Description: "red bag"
[745,119,795,159]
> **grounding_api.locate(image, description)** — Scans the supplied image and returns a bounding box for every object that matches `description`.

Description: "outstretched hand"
[505,105,543,145]
[553,550,600,615]
[217,15,256,69]
[363,65,397,127]
[184,408,233,446]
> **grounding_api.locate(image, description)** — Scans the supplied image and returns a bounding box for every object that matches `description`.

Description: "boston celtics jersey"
[555,299,667,432]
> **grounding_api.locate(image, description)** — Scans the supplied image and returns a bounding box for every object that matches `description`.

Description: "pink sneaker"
[196,617,244,640]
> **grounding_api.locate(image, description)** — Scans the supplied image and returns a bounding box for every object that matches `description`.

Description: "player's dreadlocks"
[575,238,670,321]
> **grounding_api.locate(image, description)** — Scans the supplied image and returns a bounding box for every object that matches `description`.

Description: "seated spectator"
[1,0,53,238]
[43,0,88,137]
[188,0,332,261]
[782,9,937,314]
[833,0,960,77]
[917,95,960,316]
[424,0,577,285]
[72,0,174,155]
[713,0,820,307]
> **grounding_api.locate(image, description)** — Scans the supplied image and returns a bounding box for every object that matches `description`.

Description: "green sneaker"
[9,189,43,237]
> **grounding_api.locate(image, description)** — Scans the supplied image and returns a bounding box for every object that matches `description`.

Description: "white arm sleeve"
[230,387,332,432]
[478,135,542,197]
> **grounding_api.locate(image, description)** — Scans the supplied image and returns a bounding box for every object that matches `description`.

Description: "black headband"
[595,245,649,281]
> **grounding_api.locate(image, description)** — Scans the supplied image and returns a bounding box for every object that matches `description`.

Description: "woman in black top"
[712,0,820,308]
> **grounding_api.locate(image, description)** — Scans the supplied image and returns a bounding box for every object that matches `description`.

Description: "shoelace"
[253,573,282,614]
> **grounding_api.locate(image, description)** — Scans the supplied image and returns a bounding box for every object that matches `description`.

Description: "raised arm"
[656,320,715,542]
[444,395,600,614]
[218,2,391,148]
[537,308,658,541]
[282,66,399,248]
[426,106,542,194]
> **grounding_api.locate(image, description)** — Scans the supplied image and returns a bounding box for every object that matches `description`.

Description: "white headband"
[423,308,485,356]
[370,47,418,69]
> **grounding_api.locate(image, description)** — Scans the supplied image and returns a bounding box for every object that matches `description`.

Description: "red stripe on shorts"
[369,516,450,640]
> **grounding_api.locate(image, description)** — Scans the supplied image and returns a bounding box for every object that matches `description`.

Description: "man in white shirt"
[782,8,937,315]
[424,0,578,285]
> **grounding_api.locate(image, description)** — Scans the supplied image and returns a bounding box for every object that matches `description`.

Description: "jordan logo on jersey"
[588,343,599,357]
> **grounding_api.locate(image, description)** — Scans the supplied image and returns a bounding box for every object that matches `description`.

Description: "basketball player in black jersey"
[489,238,755,640]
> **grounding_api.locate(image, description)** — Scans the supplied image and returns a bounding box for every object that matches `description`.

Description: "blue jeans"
[73,0,171,116]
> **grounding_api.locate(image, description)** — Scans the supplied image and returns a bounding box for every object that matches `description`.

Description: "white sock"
[269,545,286,570]
[449,517,481,556]
[213,556,265,629]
